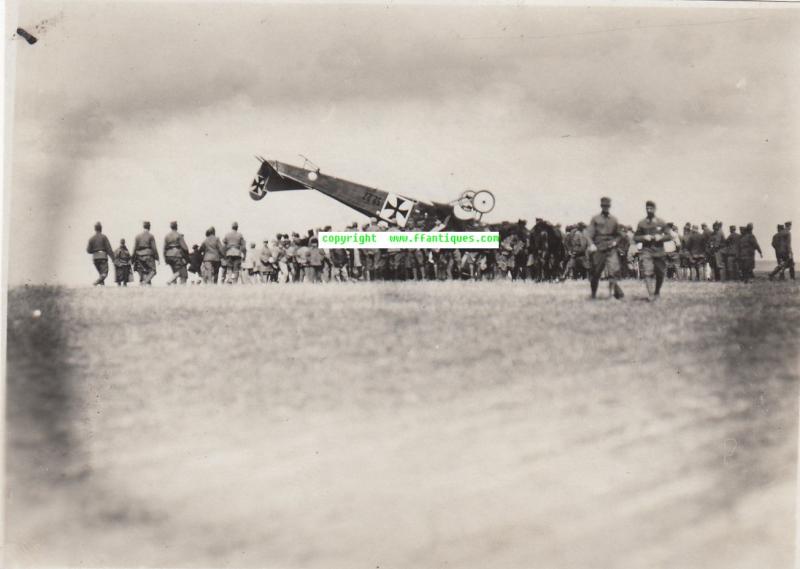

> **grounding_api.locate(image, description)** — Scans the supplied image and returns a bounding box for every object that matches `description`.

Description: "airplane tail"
[249,158,308,201]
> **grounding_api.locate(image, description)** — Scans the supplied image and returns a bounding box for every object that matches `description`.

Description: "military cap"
[291,232,300,237]
[786,221,792,227]
[309,237,319,245]
[208,226,215,234]
[120,238,126,244]
[778,224,784,231]
[94,222,102,231]
[729,225,736,231]
[645,200,655,208]
[143,221,151,229]
[600,196,611,206]
[746,222,753,229]
[192,244,199,249]
[232,221,239,229]
[170,221,178,230]
[577,221,586,229]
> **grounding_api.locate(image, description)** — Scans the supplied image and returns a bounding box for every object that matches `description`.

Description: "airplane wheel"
[472,190,495,214]
[453,205,476,220]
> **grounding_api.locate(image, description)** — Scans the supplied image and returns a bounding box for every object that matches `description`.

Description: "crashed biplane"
[249,157,495,230]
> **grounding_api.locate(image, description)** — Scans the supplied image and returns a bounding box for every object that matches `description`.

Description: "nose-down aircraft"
[249,157,495,229]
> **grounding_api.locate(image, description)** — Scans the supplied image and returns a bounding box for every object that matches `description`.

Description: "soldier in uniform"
[386,224,405,281]
[163,221,190,285]
[737,223,762,283]
[373,220,389,281]
[114,238,132,286]
[664,223,681,280]
[769,224,790,280]
[86,222,115,286]
[295,239,311,282]
[616,225,631,279]
[132,221,159,285]
[307,237,324,282]
[330,234,351,282]
[709,221,726,281]
[286,234,301,282]
[496,231,519,280]
[701,222,713,278]
[724,225,741,282]
[633,201,669,301]
[199,227,224,284]
[679,223,692,280]
[223,222,246,284]
[187,244,202,284]
[586,196,624,299]
[686,225,706,281]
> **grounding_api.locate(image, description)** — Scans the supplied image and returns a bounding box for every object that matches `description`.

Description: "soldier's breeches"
[590,249,620,280]
[167,257,188,282]
[135,256,157,283]
[201,261,220,283]
[93,259,109,282]
[115,265,130,284]
[640,251,666,278]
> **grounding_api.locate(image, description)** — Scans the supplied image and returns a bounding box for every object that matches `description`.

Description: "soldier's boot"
[611,280,624,300]
[590,277,599,299]
[612,281,625,300]
[654,274,664,297]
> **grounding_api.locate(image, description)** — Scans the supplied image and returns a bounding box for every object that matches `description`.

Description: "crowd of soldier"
[86,213,794,287]
[562,219,794,284]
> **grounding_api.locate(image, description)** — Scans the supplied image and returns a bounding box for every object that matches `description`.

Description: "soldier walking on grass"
[200,227,224,284]
[724,225,741,282]
[737,223,762,283]
[163,221,190,285]
[132,221,159,285]
[86,222,114,286]
[114,238,132,286]
[634,201,669,301]
[586,196,624,300]
[223,221,246,284]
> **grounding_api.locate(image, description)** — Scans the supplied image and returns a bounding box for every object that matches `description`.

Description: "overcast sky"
[5,1,800,285]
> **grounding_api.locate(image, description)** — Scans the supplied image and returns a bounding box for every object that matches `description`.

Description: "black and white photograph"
[3,1,799,567]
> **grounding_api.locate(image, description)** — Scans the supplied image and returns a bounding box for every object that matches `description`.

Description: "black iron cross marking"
[383,197,407,220]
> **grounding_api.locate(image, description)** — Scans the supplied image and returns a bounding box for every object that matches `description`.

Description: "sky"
[4,1,800,285]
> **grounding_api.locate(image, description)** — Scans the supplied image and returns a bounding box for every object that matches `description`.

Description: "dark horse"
[529,220,566,281]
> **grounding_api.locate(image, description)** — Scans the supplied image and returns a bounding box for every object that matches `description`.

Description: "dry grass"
[5,278,800,568]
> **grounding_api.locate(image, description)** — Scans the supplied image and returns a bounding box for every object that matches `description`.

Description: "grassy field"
[4,277,799,568]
